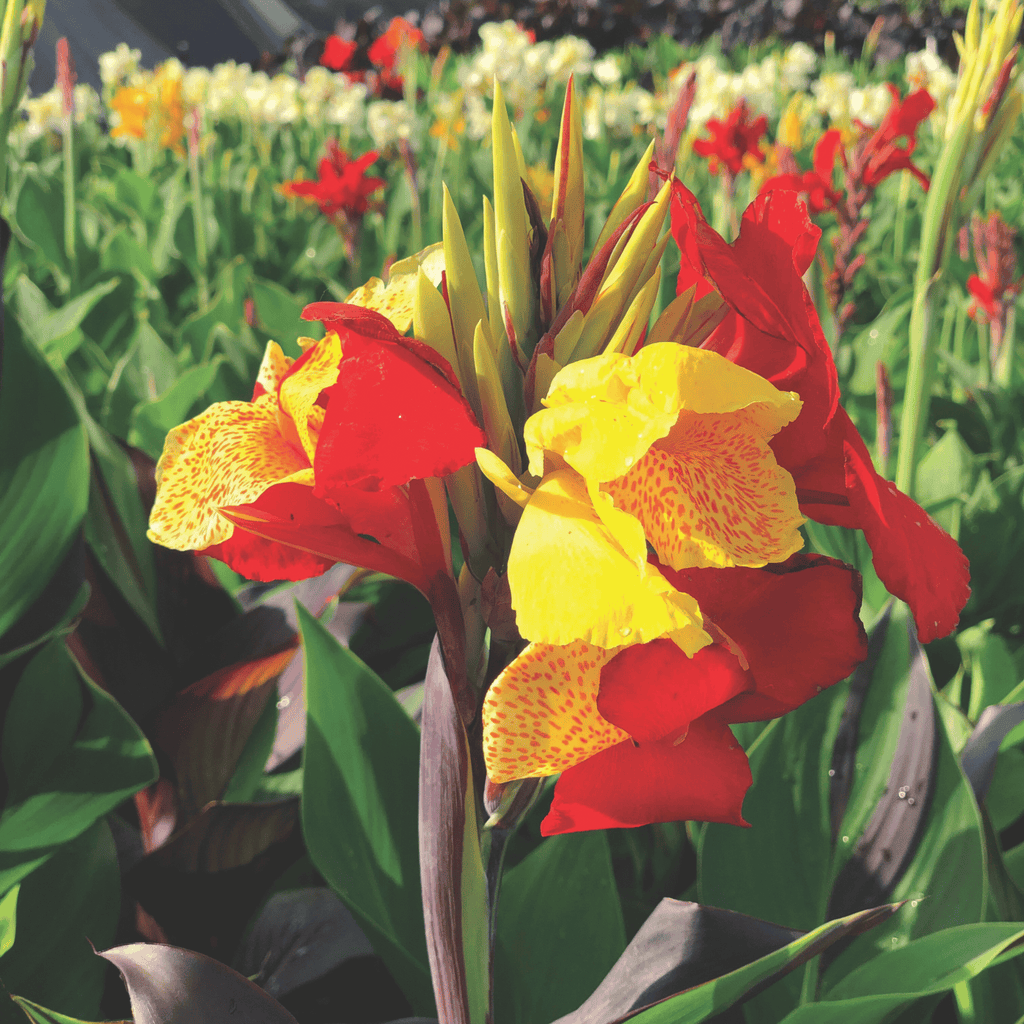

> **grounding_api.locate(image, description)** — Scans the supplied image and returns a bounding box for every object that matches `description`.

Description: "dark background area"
[36,0,969,99]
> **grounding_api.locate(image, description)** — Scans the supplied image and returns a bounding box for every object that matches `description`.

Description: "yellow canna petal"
[605,407,805,570]
[254,341,293,396]
[482,640,626,783]
[508,468,710,652]
[277,332,342,464]
[148,396,312,552]
[345,243,445,333]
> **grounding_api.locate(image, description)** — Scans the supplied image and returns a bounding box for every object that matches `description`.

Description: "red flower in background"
[761,129,844,214]
[671,185,970,644]
[693,100,768,177]
[859,84,935,190]
[321,35,357,73]
[281,141,384,221]
[368,16,425,91]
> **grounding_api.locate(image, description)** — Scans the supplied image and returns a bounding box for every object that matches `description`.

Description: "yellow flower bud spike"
[602,266,662,358]
[646,284,729,350]
[593,140,655,254]
[547,75,585,310]
[473,320,522,478]
[481,195,505,350]
[413,267,461,382]
[492,79,536,360]
[475,448,534,510]
[442,184,488,419]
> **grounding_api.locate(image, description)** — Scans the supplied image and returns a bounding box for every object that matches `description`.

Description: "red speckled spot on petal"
[482,640,626,784]
[606,408,803,570]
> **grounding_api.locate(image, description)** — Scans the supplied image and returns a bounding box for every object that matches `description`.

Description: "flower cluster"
[281,141,384,221]
[148,75,969,841]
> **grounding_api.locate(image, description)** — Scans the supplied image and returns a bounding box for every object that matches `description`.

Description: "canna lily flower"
[109,85,149,140]
[321,35,358,73]
[147,302,486,596]
[693,99,767,177]
[367,16,425,92]
[479,342,806,653]
[857,83,935,190]
[760,129,844,214]
[281,140,384,221]
[483,553,867,833]
[671,185,970,643]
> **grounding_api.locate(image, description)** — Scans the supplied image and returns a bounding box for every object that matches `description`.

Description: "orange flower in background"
[368,16,425,91]
[281,141,384,221]
[693,99,767,177]
[110,85,149,140]
[157,73,185,154]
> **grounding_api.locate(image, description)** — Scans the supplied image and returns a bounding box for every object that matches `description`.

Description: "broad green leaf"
[957,621,1020,719]
[0,642,157,892]
[699,678,844,1019]
[128,356,224,459]
[779,923,1024,1023]
[495,832,625,1024]
[102,319,178,439]
[846,294,911,396]
[0,885,18,958]
[620,905,900,1024]
[13,176,66,284]
[0,315,89,642]
[221,684,280,803]
[914,426,975,537]
[13,276,121,363]
[0,822,119,1020]
[298,606,431,1013]
[251,276,306,345]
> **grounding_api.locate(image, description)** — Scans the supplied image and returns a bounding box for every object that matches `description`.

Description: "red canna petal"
[663,553,867,721]
[216,480,430,590]
[798,408,970,644]
[298,304,485,495]
[541,713,752,834]
[597,639,750,742]
[672,187,838,474]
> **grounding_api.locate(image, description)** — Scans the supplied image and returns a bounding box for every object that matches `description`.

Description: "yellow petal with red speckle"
[278,332,342,463]
[508,467,710,653]
[482,640,626,783]
[255,341,293,396]
[605,407,805,570]
[148,395,312,552]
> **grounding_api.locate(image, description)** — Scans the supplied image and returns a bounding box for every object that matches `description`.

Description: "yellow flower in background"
[479,343,805,651]
[527,160,555,213]
[109,85,149,140]
[156,65,185,153]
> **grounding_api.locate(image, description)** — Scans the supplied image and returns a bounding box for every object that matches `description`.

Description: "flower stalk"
[896,0,1022,496]
[0,0,45,198]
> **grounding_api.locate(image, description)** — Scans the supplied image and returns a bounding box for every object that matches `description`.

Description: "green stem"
[188,128,210,309]
[894,119,971,498]
[994,304,1016,389]
[977,321,991,387]
[63,111,77,289]
[892,169,910,264]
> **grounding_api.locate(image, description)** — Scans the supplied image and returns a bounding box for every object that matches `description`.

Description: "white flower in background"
[849,83,891,127]
[98,42,141,88]
[205,61,252,119]
[74,84,102,124]
[462,20,536,95]
[813,70,855,123]
[593,55,622,87]
[781,42,817,92]
[367,99,416,149]
[633,86,666,129]
[183,66,211,108]
[18,88,62,139]
[464,91,490,140]
[738,55,780,118]
[582,84,603,139]
[326,80,368,128]
[905,50,956,107]
[546,36,595,83]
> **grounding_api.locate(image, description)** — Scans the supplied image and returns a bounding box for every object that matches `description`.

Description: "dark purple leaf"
[960,702,1024,801]
[99,942,300,1024]
[826,616,936,926]
[234,887,374,998]
[549,898,801,1024]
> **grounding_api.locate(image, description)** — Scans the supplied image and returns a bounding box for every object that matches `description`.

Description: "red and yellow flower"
[147,303,485,597]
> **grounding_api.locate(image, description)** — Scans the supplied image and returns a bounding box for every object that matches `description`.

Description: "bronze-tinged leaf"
[99,943,300,1024]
